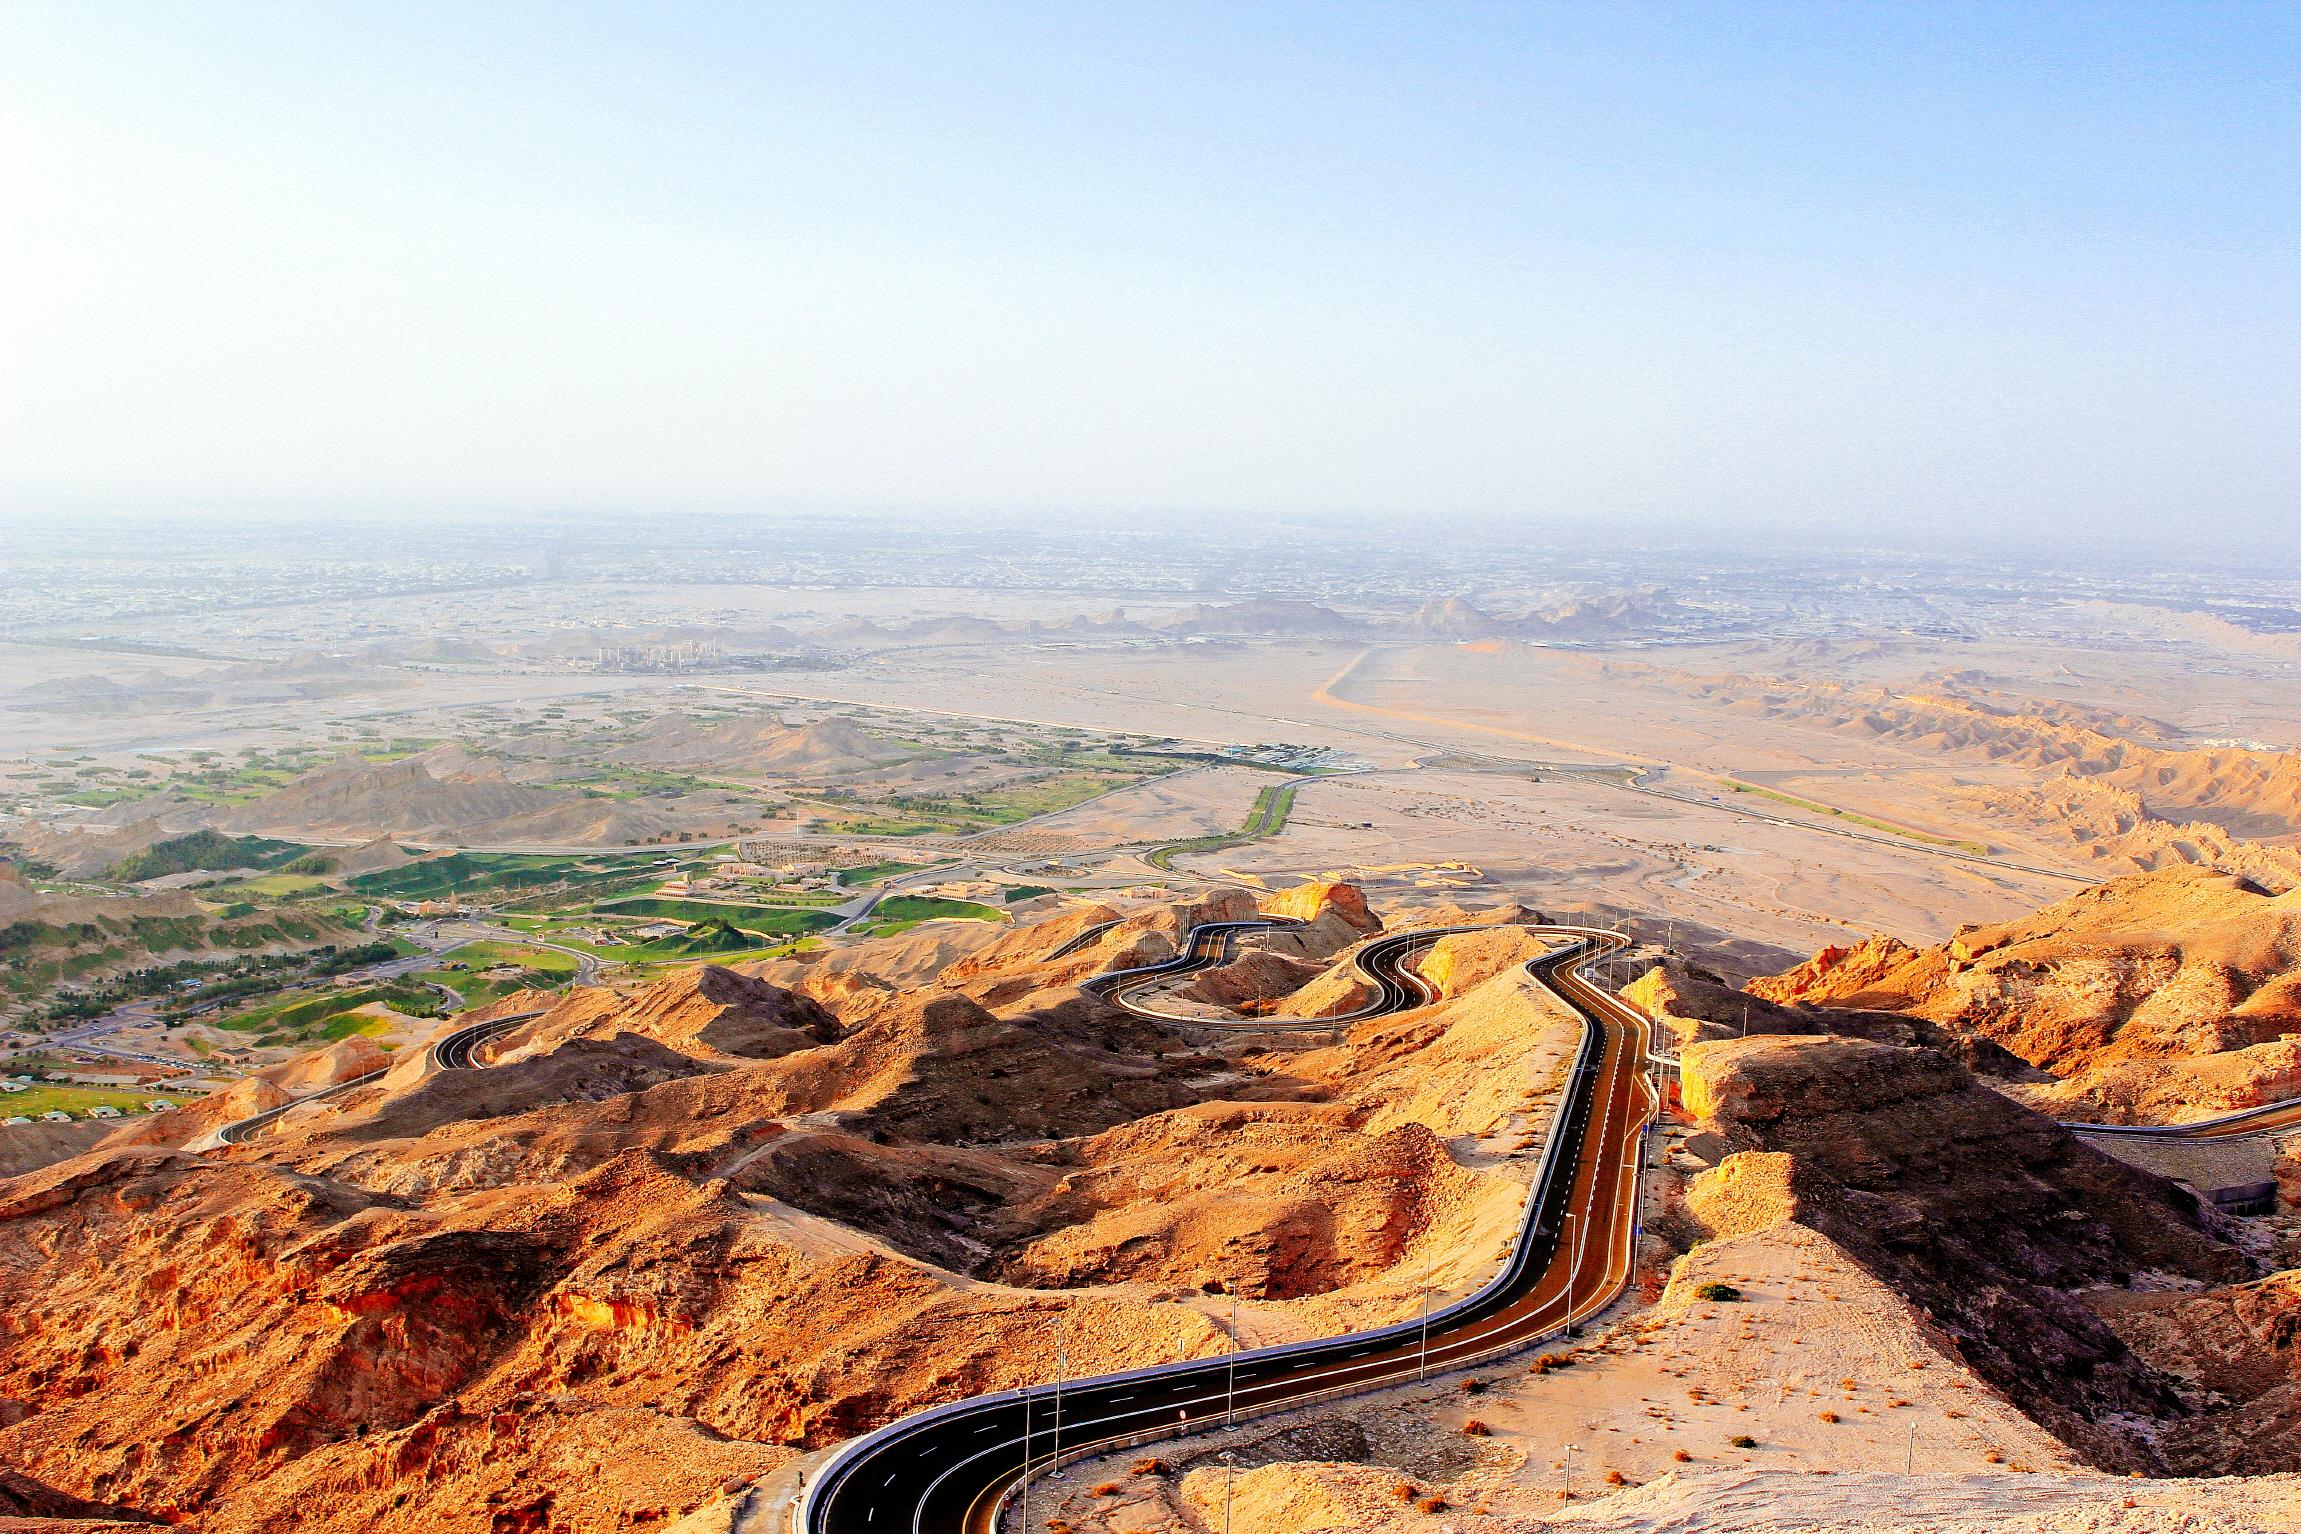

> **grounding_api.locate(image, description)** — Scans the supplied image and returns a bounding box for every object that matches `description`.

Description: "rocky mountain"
[0,884,1561,1532]
[1748,865,2301,1122]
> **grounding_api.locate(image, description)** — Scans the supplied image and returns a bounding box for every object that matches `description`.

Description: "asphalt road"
[206,1005,546,1146]
[2067,1096,2301,1142]
[1086,919,1460,1028]
[800,923,1657,1534]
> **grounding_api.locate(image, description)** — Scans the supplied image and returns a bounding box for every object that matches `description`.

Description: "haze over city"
[4,7,2301,1534]
[5,0,2297,542]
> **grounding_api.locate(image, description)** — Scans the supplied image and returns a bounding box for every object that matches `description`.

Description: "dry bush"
[1130,1458,1168,1476]
[1818,1411,1840,1424]
[1672,1449,1691,1463]
[1462,1419,1491,1436]
[1605,1469,1627,1486]
[1391,1481,1418,1502]
[1417,1496,1448,1513]
[1091,1482,1120,1497]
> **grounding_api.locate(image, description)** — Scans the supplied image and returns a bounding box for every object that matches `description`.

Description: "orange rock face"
[1749,866,2301,1122]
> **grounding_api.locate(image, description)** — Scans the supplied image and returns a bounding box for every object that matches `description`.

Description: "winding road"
[203,1006,546,1147]
[800,921,1659,1534]
[188,898,2301,1533]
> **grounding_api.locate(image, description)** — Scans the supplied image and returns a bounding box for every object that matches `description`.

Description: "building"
[39,1110,71,1123]
[87,1105,123,1119]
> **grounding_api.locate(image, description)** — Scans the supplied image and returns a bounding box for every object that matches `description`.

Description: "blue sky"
[2,1,2295,542]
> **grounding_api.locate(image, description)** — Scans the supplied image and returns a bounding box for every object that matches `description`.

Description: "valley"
[4,535,2301,1533]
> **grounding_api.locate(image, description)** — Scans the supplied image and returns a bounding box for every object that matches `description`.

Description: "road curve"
[2065,1096,2301,1143]
[1084,920,1457,1027]
[203,1007,547,1147]
[798,923,1657,1534]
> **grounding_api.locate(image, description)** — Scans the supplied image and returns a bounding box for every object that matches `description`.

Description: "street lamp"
[1226,1293,1240,1426]
[1417,1287,1433,1382]
[1222,1450,1237,1534]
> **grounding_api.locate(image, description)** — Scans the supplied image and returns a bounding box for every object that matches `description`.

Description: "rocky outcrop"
[994,1107,1472,1299]
[1258,881,1383,958]
[1681,1032,2252,1470]
[1640,957,2038,1079]
[0,886,1560,1530]
[497,965,842,1065]
[1180,949,1329,1010]
[2095,1271,2301,1475]
[1748,867,2301,1122]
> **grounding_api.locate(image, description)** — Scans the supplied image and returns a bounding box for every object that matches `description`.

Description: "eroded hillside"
[0,886,1575,1532]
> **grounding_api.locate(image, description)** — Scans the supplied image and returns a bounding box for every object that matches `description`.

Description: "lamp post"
[1563,1443,1578,1503]
[1226,1293,1239,1426]
[1222,1450,1237,1534]
[1417,1287,1433,1381]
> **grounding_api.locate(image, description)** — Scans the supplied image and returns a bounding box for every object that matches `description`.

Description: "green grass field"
[1721,780,1990,854]
[1145,781,1298,871]
[805,767,1152,837]
[592,897,840,934]
[445,940,582,975]
[350,848,698,903]
[0,1083,171,1119]
[416,940,581,1008]
[209,872,332,899]
[851,894,1005,937]
[216,980,444,1042]
[835,860,931,887]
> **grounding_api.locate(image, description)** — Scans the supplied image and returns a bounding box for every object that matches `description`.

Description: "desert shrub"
[1458,1377,1485,1394]
[1605,1470,1627,1486]
[1694,1282,1742,1302]
[1090,1482,1119,1497]
[1729,1435,1757,1449]
[1390,1482,1418,1502]
[1462,1419,1490,1436]
[1818,1411,1840,1424]
[1672,1449,1691,1463]
[1417,1496,1448,1513]
[1130,1457,1167,1476]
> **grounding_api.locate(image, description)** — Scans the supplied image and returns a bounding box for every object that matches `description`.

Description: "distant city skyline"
[3,1,2296,544]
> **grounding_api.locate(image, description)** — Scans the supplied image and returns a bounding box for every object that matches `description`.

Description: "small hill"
[1149,600,1364,638]
[663,917,757,955]
[602,715,911,777]
[103,829,302,884]
[202,755,691,846]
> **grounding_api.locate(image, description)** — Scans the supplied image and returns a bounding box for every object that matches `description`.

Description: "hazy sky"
[2,1,2295,540]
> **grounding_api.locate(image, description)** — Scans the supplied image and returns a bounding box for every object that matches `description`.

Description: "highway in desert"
[798,922,1660,1534]
[189,907,2301,1531]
